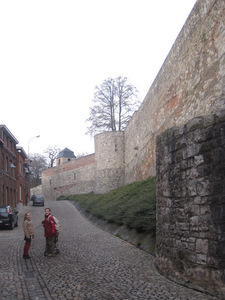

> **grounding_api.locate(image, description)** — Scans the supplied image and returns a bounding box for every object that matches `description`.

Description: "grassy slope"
[58,177,156,237]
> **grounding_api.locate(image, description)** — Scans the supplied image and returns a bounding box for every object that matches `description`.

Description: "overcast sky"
[0,0,196,157]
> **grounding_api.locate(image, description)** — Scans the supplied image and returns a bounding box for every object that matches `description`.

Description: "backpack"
[48,215,60,232]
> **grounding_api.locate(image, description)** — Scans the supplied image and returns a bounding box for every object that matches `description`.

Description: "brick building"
[0,125,18,207]
[16,146,31,206]
[0,125,31,208]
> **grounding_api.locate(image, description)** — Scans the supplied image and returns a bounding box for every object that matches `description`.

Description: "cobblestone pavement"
[0,200,218,300]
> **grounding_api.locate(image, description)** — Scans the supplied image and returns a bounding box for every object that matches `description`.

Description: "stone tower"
[94,131,125,194]
[56,148,76,166]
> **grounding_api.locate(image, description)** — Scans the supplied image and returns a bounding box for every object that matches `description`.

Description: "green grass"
[57,177,156,236]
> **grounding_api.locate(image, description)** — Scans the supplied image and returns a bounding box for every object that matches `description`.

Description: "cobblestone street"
[0,200,218,300]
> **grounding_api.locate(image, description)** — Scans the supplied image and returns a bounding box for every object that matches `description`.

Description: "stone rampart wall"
[42,0,224,197]
[124,0,225,184]
[30,185,42,197]
[42,154,95,200]
[42,132,126,197]
[95,131,125,193]
[155,111,225,298]
[40,2,225,295]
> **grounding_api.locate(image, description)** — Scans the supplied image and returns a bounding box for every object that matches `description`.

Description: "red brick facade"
[16,147,31,206]
[0,125,30,208]
[0,125,18,207]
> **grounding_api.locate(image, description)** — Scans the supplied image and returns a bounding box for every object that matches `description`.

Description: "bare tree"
[29,154,48,188]
[86,77,140,136]
[116,77,140,131]
[44,146,61,167]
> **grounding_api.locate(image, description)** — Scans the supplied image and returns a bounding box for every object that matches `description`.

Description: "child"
[23,212,34,259]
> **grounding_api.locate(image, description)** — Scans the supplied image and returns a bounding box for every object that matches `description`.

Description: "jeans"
[24,240,31,256]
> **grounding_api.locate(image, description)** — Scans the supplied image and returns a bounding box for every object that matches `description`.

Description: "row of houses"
[0,125,31,209]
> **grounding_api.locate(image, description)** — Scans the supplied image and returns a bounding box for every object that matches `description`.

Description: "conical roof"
[57,148,76,159]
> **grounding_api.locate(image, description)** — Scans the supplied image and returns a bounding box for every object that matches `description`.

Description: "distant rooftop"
[57,148,76,159]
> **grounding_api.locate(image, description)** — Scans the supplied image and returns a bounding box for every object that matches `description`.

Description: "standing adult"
[42,208,57,257]
[23,212,34,259]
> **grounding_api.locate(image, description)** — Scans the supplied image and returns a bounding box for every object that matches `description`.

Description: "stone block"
[194,155,204,166]
[186,117,204,133]
[197,254,207,265]
[187,180,197,196]
[196,239,209,254]
[196,179,210,196]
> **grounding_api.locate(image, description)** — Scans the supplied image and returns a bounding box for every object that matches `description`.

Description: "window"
[20,161,22,175]
[6,187,8,205]
[2,154,4,171]
[5,157,8,172]
[19,185,22,201]
[14,189,16,207]
[2,185,5,205]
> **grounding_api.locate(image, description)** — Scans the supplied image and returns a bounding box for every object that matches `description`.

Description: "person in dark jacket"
[42,208,57,257]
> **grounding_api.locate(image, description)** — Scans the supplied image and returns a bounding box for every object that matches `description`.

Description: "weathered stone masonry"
[95,131,125,194]
[156,111,225,298]
[42,0,225,196]
[42,154,96,201]
[124,0,225,183]
[42,132,125,199]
